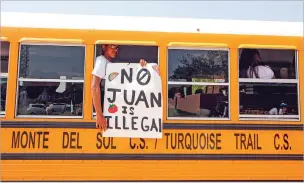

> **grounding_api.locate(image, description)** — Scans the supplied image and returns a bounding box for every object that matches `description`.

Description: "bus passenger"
[269,102,288,115]
[239,48,275,79]
[91,44,158,131]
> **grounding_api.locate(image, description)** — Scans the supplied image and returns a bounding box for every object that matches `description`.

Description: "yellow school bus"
[0,12,303,181]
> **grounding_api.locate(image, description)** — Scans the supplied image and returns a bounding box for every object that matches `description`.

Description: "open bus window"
[92,43,159,117]
[238,48,299,120]
[1,41,10,117]
[16,44,85,118]
[167,47,229,120]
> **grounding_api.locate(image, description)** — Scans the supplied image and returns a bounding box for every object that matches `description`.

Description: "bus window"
[0,41,10,117]
[92,43,159,117]
[167,47,229,120]
[238,48,299,120]
[16,44,85,118]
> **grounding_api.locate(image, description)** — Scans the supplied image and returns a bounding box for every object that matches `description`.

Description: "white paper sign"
[102,63,163,138]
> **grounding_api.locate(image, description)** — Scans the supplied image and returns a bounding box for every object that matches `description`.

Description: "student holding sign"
[91,44,157,131]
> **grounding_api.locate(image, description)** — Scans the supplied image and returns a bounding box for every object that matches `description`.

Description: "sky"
[1,1,303,22]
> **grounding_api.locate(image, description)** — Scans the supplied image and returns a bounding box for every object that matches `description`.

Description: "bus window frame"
[15,42,87,119]
[166,45,231,121]
[0,40,11,117]
[92,41,160,118]
[237,46,300,121]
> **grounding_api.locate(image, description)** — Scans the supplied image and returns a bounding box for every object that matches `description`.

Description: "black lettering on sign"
[121,106,135,115]
[96,132,117,149]
[141,117,161,132]
[135,90,149,108]
[11,131,49,149]
[121,68,133,84]
[110,116,130,130]
[132,117,138,130]
[107,88,121,103]
[129,107,134,115]
[122,106,128,114]
[137,68,151,86]
[114,116,122,130]
[125,90,160,108]
[62,132,82,149]
[150,92,162,108]
[108,116,161,132]
[105,116,113,129]
[124,90,135,105]
[234,133,262,150]
[165,133,221,150]
[122,116,129,130]
[141,117,149,132]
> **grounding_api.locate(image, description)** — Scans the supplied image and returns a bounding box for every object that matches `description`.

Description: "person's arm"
[91,57,107,130]
[91,76,103,117]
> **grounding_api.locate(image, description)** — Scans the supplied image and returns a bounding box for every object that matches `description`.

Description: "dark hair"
[100,44,107,55]
[239,48,262,78]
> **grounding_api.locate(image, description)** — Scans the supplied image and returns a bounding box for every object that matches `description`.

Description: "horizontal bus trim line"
[1,153,303,161]
[1,121,303,130]
[2,180,304,182]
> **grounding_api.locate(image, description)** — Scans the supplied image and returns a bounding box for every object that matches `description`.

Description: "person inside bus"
[269,102,288,115]
[91,44,159,131]
[239,48,275,79]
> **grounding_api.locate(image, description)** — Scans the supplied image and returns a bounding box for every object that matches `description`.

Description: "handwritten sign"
[102,63,163,138]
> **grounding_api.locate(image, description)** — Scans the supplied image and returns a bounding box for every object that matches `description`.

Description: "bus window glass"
[16,44,85,117]
[19,45,85,80]
[238,48,299,120]
[167,47,229,119]
[92,44,159,117]
[1,41,10,116]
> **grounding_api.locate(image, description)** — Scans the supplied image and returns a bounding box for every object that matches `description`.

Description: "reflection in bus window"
[1,41,10,116]
[17,82,83,116]
[168,84,229,118]
[19,44,85,80]
[168,49,228,83]
[238,48,299,120]
[167,47,229,119]
[92,44,159,117]
[16,44,85,118]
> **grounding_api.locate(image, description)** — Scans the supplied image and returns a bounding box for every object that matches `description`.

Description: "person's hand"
[96,114,107,131]
[139,59,160,75]
[139,59,147,67]
[152,65,160,75]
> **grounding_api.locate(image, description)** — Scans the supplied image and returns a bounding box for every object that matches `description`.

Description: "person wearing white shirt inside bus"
[269,102,288,115]
[239,48,275,79]
[91,44,158,131]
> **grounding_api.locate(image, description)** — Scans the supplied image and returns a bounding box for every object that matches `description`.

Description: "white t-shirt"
[246,65,274,79]
[269,107,285,115]
[92,55,110,79]
[269,108,278,115]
